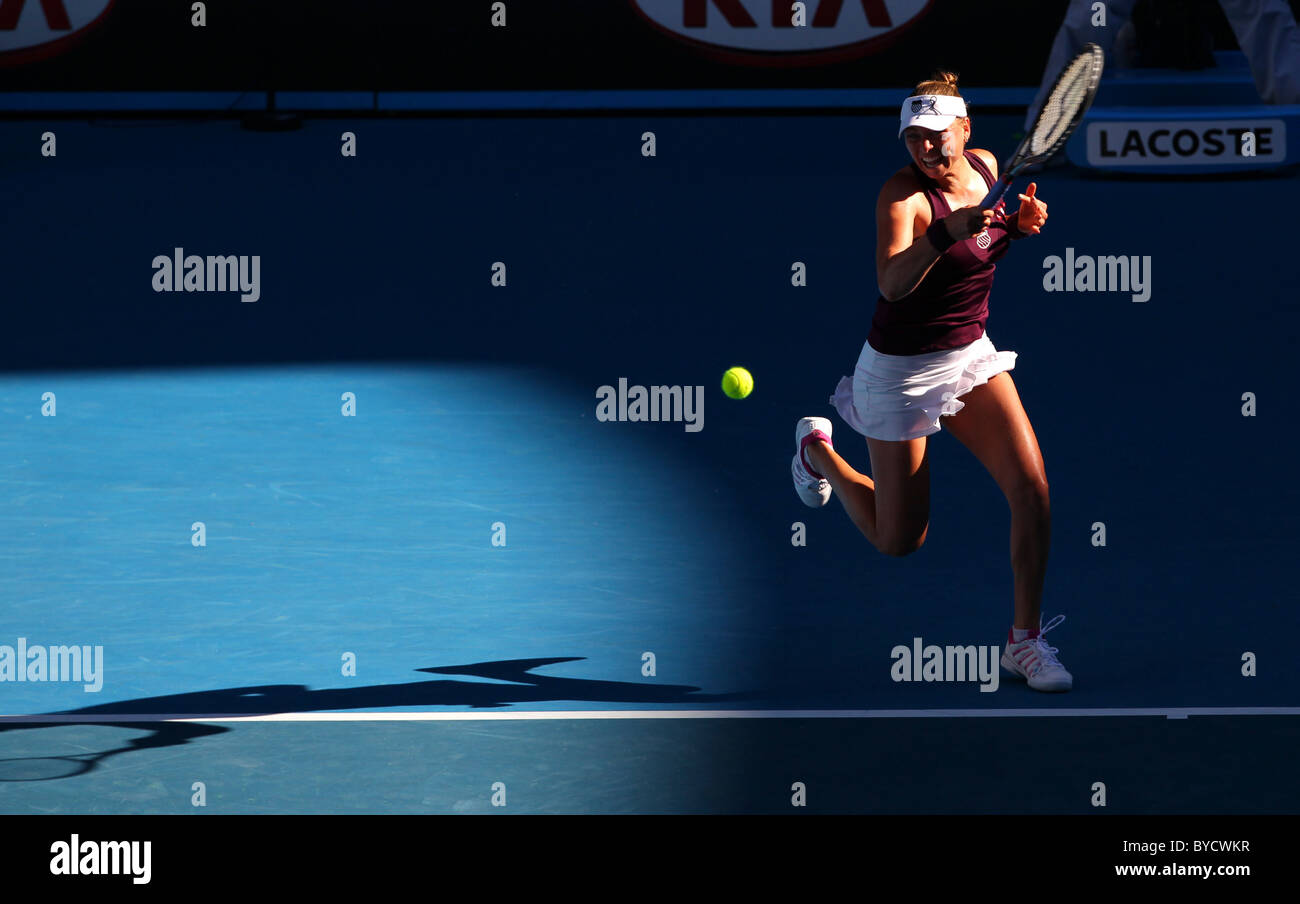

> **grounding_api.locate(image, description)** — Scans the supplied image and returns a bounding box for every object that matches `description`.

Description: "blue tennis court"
[1,111,1296,813]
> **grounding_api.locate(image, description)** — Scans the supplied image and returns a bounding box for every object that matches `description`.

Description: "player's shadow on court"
[0,657,754,781]
[61,656,750,715]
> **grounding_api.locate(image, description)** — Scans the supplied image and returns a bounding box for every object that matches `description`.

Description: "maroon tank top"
[867,150,1015,356]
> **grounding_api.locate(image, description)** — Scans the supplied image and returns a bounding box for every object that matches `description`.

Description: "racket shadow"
[0,721,229,782]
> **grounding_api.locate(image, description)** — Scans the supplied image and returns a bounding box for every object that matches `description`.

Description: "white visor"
[898,94,967,138]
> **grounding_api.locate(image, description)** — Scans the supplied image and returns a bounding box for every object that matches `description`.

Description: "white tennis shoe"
[792,417,833,508]
[1001,614,1073,692]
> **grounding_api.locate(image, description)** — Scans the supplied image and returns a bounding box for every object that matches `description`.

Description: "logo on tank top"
[975,232,992,250]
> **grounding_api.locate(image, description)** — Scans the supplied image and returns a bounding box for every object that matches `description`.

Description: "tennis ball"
[721,366,753,400]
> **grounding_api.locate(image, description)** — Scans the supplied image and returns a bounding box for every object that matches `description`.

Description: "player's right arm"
[875,173,992,302]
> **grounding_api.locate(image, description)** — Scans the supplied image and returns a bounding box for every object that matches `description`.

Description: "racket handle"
[979,175,1013,210]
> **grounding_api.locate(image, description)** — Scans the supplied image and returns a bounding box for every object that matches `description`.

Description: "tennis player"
[791,71,1072,692]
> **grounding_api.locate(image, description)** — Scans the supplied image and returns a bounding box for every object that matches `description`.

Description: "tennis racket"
[980,43,1105,209]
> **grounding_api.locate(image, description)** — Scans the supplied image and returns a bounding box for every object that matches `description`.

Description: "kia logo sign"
[0,0,116,66]
[631,0,934,65]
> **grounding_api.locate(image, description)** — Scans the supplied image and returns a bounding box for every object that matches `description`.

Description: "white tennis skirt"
[830,332,1017,442]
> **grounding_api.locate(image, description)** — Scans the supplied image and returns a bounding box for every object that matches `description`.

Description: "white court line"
[0,707,1297,724]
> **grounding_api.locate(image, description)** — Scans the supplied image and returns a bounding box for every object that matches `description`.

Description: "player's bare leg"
[939,373,1049,628]
[941,372,1070,692]
[804,435,931,558]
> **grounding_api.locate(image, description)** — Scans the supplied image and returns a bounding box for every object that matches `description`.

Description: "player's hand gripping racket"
[980,43,1104,209]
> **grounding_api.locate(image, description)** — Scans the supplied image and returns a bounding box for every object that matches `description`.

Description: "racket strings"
[1031,52,1102,155]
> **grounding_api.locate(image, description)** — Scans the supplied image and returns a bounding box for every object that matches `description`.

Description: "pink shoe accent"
[800,430,832,479]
